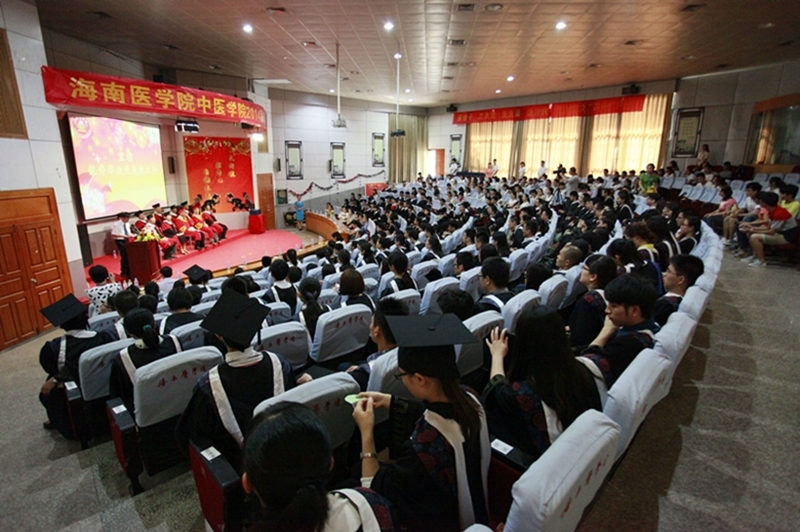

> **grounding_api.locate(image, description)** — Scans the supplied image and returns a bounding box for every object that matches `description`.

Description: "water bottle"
[112,249,118,259]
[133,278,139,287]
[226,260,231,273]
[241,255,247,269]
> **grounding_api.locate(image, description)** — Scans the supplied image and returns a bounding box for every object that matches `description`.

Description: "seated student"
[297,278,331,341]
[38,295,113,436]
[624,221,659,264]
[184,265,209,304]
[454,251,475,279]
[157,266,177,295]
[483,307,602,459]
[143,281,160,300]
[263,259,298,314]
[569,255,619,352]
[175,290,296,471]
[159,286,203,334]
[606,238,662,293]
[437,289,475,321]
[724,181,761,247]
[345,297,409,391]
[580,274,660,388]
[779,184,800,218]
[353,314,490,532]
[255,255,273,281]
[243,403,396,532]
[473,257,514,314]
[677,215,701,254]
[86,265,122,312]
[109,308,182,413]
[742,191,799,268]
[703,185,736,233]
[137,294,158,314]
[654,254,705,326]
[512,263,553,294]
[336,249,355,272]
[648,215,681,272]
[113,290,140,340]
[554,244,584,274]
[339,269,374,312]
[379,251,418,299]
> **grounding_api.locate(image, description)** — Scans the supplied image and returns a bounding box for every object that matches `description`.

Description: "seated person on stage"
[174,205,206,249]
[262,259,298,314]
[454,251,475,280]
[353,314,490,532]
[160,211,190,255]
[175,290,296,471]
[39,295,112,437]
[473,257,513,314]
[159,285,203,334]
[344,297,409,391]
[243,403,395,532]
[86,265,122,313]
[184,265,210,305]
[379,251,418,299]
[569,254,619,352]
[483,306,602,459]
[191,206,219,246]
[157,266,178,296]
[109,308,182,413]
[580,274,659,388]
[297,278,332,341]
[202,203,227,239]
[339,269,375,312]
[114,290,140,340]
[653,254,705,326]
[438,288,475,321]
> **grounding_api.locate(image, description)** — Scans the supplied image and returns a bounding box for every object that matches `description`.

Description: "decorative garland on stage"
[289,170,386,199]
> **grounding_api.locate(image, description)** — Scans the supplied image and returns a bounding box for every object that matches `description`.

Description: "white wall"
[0,0,87,291]
[670,59,800,171]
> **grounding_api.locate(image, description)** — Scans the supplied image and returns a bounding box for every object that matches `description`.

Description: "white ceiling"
[36,1,800,107]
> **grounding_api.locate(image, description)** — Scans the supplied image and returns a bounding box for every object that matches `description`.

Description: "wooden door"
[0,189,73,351]
[434,149,445,177]
[257,172,275,230]
[0,225,39,348]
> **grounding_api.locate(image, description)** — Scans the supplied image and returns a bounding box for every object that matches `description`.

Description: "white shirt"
[518,166,527,179]
[538,165,547,177]
[111,220,131,240]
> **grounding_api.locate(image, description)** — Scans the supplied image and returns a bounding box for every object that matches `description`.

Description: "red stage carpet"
[85,229,304,282]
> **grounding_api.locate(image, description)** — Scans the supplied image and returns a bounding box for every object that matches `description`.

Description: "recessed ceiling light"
[715,63,729,69]
[302,41,316,47]
[588,63,601,68]
[445,62,459,67]
[243,23,253,33]
[443,76,454,80]
[325,64,336,69]
[625,40,644,46]
[485,3,504,12]
[448,39,466,46]
[384,21,394,30]
[209,65,221,70]
[560,70,570,74]
[405,88,411,93]
[555,21,567,30]
[495,89,502,93]
[758,22,775,29]
[329,89,335,93]
[462,62,477,67]
[267,7,288,15]
[394,52,402,59]
[682,54,697,60]
[442,89,451,93]
[163,44,179,51]
[350,71,360,75]
[408,98,414,102]
[457,4,476,12]
[506,75,515,81]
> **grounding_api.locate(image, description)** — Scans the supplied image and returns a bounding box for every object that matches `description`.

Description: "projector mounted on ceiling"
[390,129,406,137]
[332,117,347,128]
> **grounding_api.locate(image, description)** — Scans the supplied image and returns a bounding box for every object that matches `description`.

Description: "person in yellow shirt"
[779,184,800,218]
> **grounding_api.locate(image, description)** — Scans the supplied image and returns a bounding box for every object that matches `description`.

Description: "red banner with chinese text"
[365,182,388,197]
[42,66,266,129]
[452,95,646,125]
[183,137,254,209]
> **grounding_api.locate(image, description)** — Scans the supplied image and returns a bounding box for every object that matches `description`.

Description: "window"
[331,142,345,177]
[745,99,800,165]
[372,133,385,167]
[285,141,303,179]
[450,134,462,164]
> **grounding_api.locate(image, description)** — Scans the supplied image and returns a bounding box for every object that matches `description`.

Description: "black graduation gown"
[263,284,298,314]
[569,290,607,352]
[379,275,417,299]
[174,352,295,471]
[370,397,489,532]
[161,311,204,334]
[108,336,181,413]
[473,289,514,315]
[342,293,375,312]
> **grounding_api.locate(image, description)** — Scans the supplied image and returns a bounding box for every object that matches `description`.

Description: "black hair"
[243,402,332,532]
[745,181,762,192]
[270,259,290,281]
[261,255,273,269]
[685,215,702,235]
[480,256,509,288]
[320,263,336,279]
[479,244,499,263]
[624,221,655,243]
[372,297,410,344]
[646,215,671,242]
[138,294,158,313]
[338,269,365,296]
[337,249,351,267]
[89,265,110,284]
[114,290,139,316]
[720,185,733,201]
[780,184,799,198]
[144,281,159,297]
[607,238,644,268]
[160,266,173,278]
[525,263,553,291]
[670,254,704,287]
[61,311,89,332]
[387,251,408,275]
[297,278,326,339]
[358,241,376,264]
[583,254,618,289]
[604,273,657,319]
[287,267,302,284]
[436,289,474,321]
[426,235,443,257]
[123,308,160,349]
[492,232,510,257]
[455,251,475,271]
[222,276,249,295]
[284,248,298,266]
[167,286,194,311]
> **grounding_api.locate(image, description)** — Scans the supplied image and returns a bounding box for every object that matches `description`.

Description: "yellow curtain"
[520,119,550,174]
[548,115,582,170]
[756,111,775,164]
[617,93,670,172]
[389,114,428,183]
[465,121,514,177]
[587,113,620,175]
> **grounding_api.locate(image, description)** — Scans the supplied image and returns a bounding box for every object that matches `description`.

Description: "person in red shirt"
[743,191,799,267]
[201,203,227,239]
[174,206,206,250]
[190,206,219,245]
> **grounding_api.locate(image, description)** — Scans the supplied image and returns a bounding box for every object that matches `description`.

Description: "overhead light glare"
[495,89,502,94]
[250,132,264,141]
[329,88,335,93]
[555,21,567,30]
[506,75,514,81]
[394,52,402,59]
[384,21,394,30]
[243,23,253,33]
[485,3,504,12]
[405,88,411,93]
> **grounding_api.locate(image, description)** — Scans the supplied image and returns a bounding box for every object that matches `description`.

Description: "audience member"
[653,254,705,326]
[437,289,475,321]
[339,269,374,312]
[263,259,298,313]
[297,278,331,340]
[113,290,140,340]
[569,255,619,352]
[86,265,122,311]
[473,257,513,314]
[160,286,203,334]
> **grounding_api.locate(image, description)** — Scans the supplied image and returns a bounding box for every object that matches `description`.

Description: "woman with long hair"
[243,402,395,532]
[492,231,511,258]
[353,315,490,532]
[358,241,378,265]
[624,221,659,263]
[615,189,634,222]
[568,255,619,352]
[379,251,417,298]
[109,308,182,412]
[606,238,662,294]
[483,307,602,457]
[297,278,331,340]
[422,235,443,261]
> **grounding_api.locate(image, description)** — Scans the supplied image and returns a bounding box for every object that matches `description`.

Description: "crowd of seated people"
[44,160,743,531]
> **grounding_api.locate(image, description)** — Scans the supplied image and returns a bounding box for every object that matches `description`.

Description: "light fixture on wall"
[332,43,347,128]
[174,118,199,133]
[391,51,406,137]
[250,130,264,141]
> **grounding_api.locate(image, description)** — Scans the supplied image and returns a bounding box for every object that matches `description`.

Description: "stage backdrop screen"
[68,114,167,220]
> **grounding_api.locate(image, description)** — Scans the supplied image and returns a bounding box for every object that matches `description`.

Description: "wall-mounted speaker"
[274,158,281,172]
[167,156,175,174]
[446,104,458,113]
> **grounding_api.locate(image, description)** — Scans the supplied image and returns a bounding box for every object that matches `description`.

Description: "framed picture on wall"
[672,108,704,157]
[276,189,288,205]
[372,133,385,167]
[286,141,303,179]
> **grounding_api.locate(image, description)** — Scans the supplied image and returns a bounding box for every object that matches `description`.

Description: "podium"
[248,209,265,234]
[127,240,162,284]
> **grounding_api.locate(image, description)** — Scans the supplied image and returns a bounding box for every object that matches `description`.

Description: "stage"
[85,228,320,283]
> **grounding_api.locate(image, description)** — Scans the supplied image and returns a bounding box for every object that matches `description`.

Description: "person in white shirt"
[696,144,710,167]
[538,161,547,178]
[518,161,527,180]
[111,212,132,278]
[492,159,499,175]
[448,158,460,175]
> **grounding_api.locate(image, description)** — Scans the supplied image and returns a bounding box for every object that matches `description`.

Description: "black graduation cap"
[180,201,189,207]
[386,314,477,380]
[183,264,208,284]
[152,203,161,209]
[40,294,86,328]
[200,290,268,348]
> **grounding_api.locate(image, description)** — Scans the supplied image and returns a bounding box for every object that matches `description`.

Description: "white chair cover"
[438,253,456,277]
[502,290,541,333]
[456,311,503,376]
[419,277,460,315]
[318,288,341,309]
[207,278,227,289]
[460,266,483,301]
[264,301,292,324]
[253,372,360,448]
[385,288,421,316]
[322,271,343,291]
[357,264,380,282]
[671,176,686,189]
[694,272,716,293]
[507,248,529,284]
[411,260,438,292]
[309,305,372,362]
[603,349,671,459]
[88,313,120,339]
[200,290,222,304]
[156,301,170,313]
[170,321,208,350]
[253,322,312,369]
[190,301,217,317]
[364,278,379,300]
[784,173,800,185]
[79,338,135,401]
[679,286,708,321]
[377,271,395,297]
[653,311,697,379]
[558,264,587,310]
[366,347,415,401]
[538,275,568,310]
[133,346,223,427]
[406,250,422,269]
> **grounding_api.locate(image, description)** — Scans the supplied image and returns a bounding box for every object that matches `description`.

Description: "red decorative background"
[183,137,254,208]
